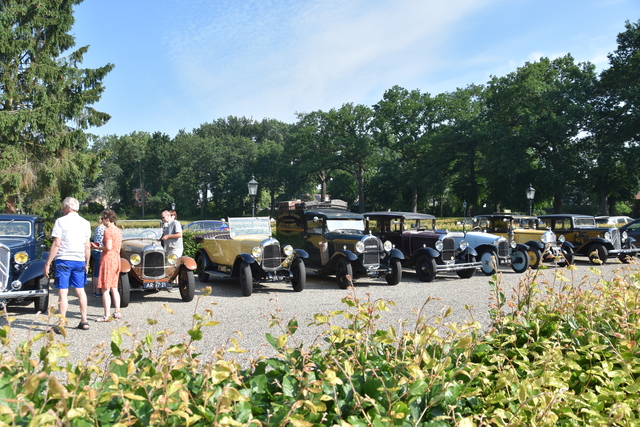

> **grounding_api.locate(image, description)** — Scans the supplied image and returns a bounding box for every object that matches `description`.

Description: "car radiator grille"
[610,228,621,249]
[498,240,510,258]
[143,251,165,278]
[263,244,281,269]
[362,236,381,266]
[441,237,455,261]
[0,246,9,291]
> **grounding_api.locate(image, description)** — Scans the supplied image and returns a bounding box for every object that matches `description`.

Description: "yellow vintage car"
[195,217,307,296]
[472,214,575,268]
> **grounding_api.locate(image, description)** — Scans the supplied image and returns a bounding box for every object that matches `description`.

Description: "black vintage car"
[363,211,480,282]
[0,214,49,313]
[276,201,404,288]
[538,214,638,264]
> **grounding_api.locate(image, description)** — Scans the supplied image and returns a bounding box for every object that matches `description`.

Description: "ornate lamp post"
[171,201,176,211]
[247,175,259,217]
[526,184,536,215]
[463,200,468,218]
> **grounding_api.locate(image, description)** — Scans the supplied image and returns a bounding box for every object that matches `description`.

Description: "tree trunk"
[553,194,563,214]
[357,165,365,213]
[411,187,418,213]
[598,188,608,215]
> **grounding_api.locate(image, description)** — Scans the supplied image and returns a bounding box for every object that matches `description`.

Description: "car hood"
[0,237,30,252]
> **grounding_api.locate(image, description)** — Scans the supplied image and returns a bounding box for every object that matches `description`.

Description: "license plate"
[144,281,168,289]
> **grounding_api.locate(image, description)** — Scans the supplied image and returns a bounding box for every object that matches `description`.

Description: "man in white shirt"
[44,197,92,332]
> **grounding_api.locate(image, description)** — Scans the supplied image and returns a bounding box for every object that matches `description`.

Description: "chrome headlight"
[130,254,141,266]
[383,240,393,252]
[355,241,365,253]
[252,247,263,259]
[435,240,444,252]
[14,252,28,265]
[283,245,294,256]
[622,231,628,240]
[510,240,517,249]
[167,254,178,265]
[541,231,553,244]
[458,240,469,250]
[558,235,565,243]
[604,231,611,240]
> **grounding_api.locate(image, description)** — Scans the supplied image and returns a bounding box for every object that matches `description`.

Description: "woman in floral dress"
[96,209,123,321]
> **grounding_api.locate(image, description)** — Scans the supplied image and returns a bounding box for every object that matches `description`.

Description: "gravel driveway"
[1,259,632,367]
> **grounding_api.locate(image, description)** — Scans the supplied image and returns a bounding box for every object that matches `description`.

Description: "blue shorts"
[54,259,87,289]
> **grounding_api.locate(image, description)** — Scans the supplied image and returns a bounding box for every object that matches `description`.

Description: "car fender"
[475,243,498,255]
[561,241,574,250]
[323,251,357,273]
[120,258,131,274]
[16,260,46,285]
[414,246,440,259]
[238,253,257,265]
[525,240,544,251]
[515,243,529,253]
[465,246,478,257]
[177,256,197,270]
[294,249,309,259]
[388,248,404,260]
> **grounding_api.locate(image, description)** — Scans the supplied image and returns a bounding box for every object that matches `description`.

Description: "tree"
[0,0,114,216]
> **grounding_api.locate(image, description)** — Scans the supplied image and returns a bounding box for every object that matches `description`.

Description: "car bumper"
[436,260,482,273]
[0,288,48,300]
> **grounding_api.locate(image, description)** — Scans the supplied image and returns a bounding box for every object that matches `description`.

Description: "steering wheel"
[138,230,157,238]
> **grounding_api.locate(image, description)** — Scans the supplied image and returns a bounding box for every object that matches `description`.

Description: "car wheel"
[33,276,49,314]
[588,244,608,265]
[511,249,529,273]
[618,243,636,264]
[196,254,210,282]
[178,267,195,302]
[559,246,575,267]
[415,254,436,282]
[527,248,542,269]
[385,258,402,285]
[335,257,353,289]
[118,273,131,308]
[239,261,253,296]
[479,249,498,275]
[291,258,306,292]
[457,256,477,279]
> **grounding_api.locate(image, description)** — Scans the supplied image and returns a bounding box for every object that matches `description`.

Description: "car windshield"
[228,217,271,238]
[513,218,538,229]
[574,217,596,227]
[121,228,163,239]
[326,219,365,233]
[0,220,31,237]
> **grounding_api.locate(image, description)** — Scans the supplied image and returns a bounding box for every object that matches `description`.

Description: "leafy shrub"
[1,263,639,425]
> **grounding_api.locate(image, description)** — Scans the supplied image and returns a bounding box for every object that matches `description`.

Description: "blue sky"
[72,0,639,138]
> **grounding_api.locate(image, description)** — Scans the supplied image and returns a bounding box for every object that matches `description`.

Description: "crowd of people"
[44,198,183,332]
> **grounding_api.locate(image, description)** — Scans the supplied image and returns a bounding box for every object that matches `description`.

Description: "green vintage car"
[195,217,307,296]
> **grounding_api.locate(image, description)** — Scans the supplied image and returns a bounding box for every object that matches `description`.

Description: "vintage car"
[363,211,480,282]
[276,202,405,288]
[118,224,197,306]
[183,220,229,234]
[538,214,639,264]
[472,214,575,268]
[0,214,49,313]
[448,225,530,275]
[620,219,640,242]
[595,216,633,227]
[195,217,308,296]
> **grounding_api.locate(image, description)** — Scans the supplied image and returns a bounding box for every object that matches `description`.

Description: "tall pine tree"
[0,0,113,216]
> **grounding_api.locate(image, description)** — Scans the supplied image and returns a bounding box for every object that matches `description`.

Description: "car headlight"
[604,231,611,240]
[283,245,294,256]
[435,240,444,252]
[458,240,469,250]
[355,241,365,253]
[622,231,628,240]
[510,240,517,249]
[541,231,553,244]
[252,247,263,259]
[383,240,393,252]
[130,254,141,266]
[14,252,28,265]
[558,235,565,243]
[167,254,178,265]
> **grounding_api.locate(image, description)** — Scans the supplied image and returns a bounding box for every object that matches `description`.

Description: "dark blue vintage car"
[0,214,49,313]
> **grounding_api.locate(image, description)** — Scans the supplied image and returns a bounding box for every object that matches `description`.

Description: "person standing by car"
[95,210,123,321]
[161,210,183,257]
[91,216,106,297]
[44,197,92,332]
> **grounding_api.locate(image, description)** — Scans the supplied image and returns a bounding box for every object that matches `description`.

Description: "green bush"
[1,263,640,425]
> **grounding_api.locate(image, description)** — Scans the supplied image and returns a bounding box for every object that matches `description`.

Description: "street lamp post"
[247,175,259,217]
[463,200,467,218]
[526,184,536,216]
[171,201,176,211]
